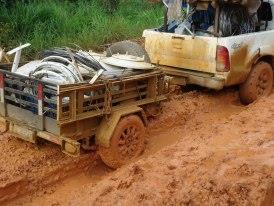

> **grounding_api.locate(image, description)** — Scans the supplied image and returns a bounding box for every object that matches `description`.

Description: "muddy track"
[3,88,252,205]
[69,90,273,206]
[0,154,94,203]
[0,133,97,204]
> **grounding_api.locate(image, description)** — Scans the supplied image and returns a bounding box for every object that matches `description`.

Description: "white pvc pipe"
[41,57,83,82]
[34,62,80,83]
[7,43,31,73]
[32,70,71,84]
[11,49,21,73]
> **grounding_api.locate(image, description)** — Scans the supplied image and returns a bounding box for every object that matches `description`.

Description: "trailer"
[0,63,167,168]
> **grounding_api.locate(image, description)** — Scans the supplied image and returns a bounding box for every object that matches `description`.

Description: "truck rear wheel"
[239,61,273,104]
[99,115,146,169]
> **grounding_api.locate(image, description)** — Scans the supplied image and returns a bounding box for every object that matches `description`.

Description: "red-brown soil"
[0,134,97,203]
[2,89,274,205]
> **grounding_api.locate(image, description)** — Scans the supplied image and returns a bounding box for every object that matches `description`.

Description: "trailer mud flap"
[96,106,147,148]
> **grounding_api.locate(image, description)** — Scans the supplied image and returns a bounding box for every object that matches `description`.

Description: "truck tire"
[239,61,273,104]
[99,115,146,169]
[106,40,151,63]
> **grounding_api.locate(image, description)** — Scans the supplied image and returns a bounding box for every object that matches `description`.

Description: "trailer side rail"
[57,71,166,125]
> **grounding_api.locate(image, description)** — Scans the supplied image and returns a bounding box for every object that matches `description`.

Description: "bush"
[101,0,120,13]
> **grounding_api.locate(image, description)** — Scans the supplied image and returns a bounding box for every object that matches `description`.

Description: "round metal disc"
[102,54,155,70]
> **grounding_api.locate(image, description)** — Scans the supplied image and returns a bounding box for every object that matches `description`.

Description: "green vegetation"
[0,0,162,58]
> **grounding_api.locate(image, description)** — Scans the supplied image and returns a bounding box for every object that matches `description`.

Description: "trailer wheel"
[239,61,273,104]
[106,40,150,63]
[99,115,146,169]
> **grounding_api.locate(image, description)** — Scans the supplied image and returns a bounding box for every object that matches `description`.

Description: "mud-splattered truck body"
[143,0,274,104]
[0,63,166,168]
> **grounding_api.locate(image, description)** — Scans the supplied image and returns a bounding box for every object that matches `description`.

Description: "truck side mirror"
[258,2,273,22]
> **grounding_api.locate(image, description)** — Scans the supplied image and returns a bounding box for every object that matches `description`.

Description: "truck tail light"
[216,46,230,72]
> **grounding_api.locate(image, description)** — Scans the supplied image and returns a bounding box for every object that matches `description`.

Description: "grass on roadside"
[0,0,163,58]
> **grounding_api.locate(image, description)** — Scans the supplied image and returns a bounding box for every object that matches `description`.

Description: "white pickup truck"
[141,0,274,104]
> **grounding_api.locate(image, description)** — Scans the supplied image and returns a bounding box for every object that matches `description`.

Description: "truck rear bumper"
[161,66,225,90]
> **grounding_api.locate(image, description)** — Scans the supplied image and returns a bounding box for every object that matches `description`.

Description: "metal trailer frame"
[0,63,167,157]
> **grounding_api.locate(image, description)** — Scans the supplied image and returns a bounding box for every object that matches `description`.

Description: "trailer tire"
[106,40,151,63]
[239,61,273,104]
[99,115,146,169]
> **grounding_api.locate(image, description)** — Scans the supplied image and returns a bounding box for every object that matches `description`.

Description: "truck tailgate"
[143,30,218,73]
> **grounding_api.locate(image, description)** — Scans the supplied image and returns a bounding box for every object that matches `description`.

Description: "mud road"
[2,88,274,205]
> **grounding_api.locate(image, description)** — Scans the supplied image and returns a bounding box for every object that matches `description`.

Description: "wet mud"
[2,88,274,205]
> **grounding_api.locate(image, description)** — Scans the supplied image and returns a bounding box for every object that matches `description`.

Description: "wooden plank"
[71,91,77,121]
[58,95,166,126]
[147,76,157,98]
[77,90,84,114]
[58,71,162,93]
[112,91,147,104]
[82,102,104,112]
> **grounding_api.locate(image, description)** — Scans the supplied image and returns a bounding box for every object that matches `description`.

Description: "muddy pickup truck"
[141,0,274,104]
[0,62,166,169]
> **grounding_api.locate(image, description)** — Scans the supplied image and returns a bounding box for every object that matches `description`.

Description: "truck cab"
[143,0,274,104]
